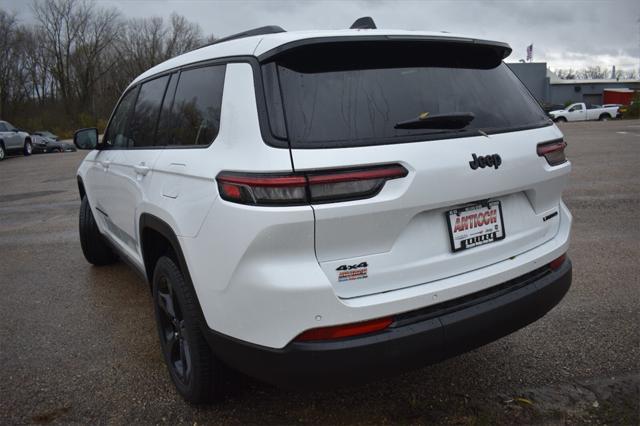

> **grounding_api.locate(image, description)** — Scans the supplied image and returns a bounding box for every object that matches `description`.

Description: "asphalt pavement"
[1,120,638,424]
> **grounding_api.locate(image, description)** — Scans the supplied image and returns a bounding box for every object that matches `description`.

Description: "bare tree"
[118,13,204,80]
[165,13,203,58]
[2,1,210,132]
[554,68,577,80]
[118,16,169,79]
[32,0,88,113]
[578,66,607,80]
[553,66,638,80]
[71,4,122,119]
[31,0,121,120]
[19,27,55,104]
[0,10,20,117]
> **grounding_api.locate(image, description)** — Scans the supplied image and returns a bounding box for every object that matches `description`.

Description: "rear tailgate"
[291,126,568,298]
[260,37,569,299]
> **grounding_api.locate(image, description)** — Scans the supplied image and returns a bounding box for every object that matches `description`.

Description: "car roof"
[131,28,509,87]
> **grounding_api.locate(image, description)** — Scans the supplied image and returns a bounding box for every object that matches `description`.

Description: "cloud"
[1,0,638,71]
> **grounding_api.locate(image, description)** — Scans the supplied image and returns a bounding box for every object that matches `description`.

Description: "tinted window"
[265,43,550,148]
[155,73,178,146]
[0,123,7,131]
[129,75,170,148]
[103,88,138,148]
[164,65,225,146]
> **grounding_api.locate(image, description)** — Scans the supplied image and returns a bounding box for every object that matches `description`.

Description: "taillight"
[549,253,566,271]
[537,139,567,166]
[216,164,408,206]
[216,173,308,205]
[295,317,394,342]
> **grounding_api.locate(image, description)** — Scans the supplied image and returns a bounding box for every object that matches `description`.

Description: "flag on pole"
[526,44,533,62]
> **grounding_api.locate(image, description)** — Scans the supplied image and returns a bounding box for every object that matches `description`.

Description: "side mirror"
[74,128,99,150]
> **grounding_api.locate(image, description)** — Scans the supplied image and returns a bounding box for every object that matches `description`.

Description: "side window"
[164,65,225,146]
[155,73,178,147]
[129,75,170,148]
[0,123,7,131]
[103,88,138,148]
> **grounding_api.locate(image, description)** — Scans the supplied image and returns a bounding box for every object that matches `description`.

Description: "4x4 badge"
[469,153,502,170]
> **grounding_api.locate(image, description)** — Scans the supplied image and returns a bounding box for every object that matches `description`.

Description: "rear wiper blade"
[394,112,475,130]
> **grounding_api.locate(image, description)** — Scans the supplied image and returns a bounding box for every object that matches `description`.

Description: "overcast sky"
[2,0,639,72]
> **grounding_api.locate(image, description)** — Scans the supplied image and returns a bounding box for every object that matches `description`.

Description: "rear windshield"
[262,41,550,148]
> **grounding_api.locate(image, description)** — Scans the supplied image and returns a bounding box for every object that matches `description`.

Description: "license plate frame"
[446,200,506,253]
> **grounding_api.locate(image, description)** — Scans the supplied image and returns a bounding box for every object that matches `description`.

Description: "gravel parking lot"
[1,120,638,425]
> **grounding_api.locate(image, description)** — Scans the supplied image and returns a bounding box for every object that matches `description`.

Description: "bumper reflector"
[295,317,393,342]
[549,253,566,271]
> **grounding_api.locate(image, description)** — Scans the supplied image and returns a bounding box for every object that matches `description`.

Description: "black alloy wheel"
[156,274,192,386]
[152,256,221,403]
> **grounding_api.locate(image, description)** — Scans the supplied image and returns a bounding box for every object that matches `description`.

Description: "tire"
[23,139,32,156]
[79,196,117,265]
[0,142,5,161]
[599,114,611,121]
[153,256,223,403]
[555,117,567,123]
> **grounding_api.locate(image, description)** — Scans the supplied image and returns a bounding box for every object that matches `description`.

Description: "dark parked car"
[33,131,59,141]
[33,132,76,153]
[32,136,49,153]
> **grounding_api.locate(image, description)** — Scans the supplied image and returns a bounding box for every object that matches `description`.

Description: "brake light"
[295,317,393,341]
[216,164,408,206]
[549,253,566,271]
[537,140,567,166]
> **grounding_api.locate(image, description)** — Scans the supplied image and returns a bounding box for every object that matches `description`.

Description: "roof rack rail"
[350,16,377,29]
[206,25,286,47]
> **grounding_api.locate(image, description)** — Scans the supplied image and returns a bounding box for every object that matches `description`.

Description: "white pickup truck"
[548,103,620,122]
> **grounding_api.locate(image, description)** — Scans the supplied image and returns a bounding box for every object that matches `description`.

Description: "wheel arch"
[77,176,86,200]
[139,213,209,326]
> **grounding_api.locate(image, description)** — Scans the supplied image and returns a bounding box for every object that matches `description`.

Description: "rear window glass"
[263,41,550,148]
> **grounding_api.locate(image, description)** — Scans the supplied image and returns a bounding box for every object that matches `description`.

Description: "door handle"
[134,164,150,176]
[100,160,111,169]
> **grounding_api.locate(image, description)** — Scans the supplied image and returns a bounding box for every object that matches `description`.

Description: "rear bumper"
[205,257,572,388]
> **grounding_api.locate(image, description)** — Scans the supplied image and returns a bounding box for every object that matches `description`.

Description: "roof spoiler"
[258,36,512,66]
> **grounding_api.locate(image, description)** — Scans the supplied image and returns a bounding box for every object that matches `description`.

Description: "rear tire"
[599,114,610,121]
[79,195,117,265]
[0,143,5,161]
[23,139,32,156]
[152,256,224,403]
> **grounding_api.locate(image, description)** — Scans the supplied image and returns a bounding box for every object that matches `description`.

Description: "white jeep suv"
[74,20,572,403]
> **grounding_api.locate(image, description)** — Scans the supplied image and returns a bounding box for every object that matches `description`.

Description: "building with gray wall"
[507,62,639,106]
